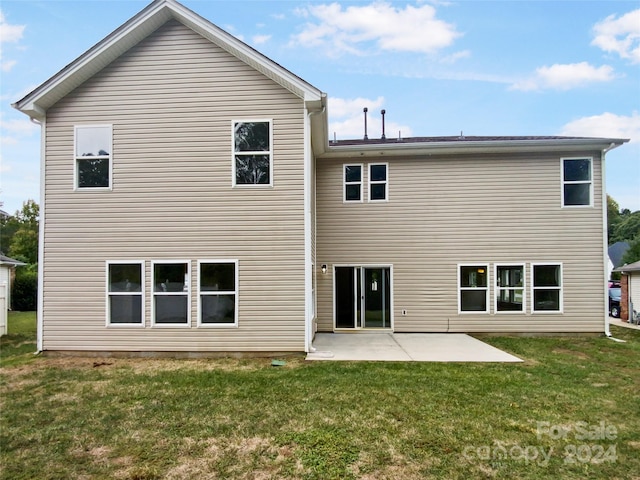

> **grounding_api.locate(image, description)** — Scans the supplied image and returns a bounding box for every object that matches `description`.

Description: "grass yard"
[1,312,639,480]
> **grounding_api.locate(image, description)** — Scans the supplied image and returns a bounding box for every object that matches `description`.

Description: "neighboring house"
[608,241,629,280]
[0,254,26,336]
[614,260,640,322]
[12,0,628,354]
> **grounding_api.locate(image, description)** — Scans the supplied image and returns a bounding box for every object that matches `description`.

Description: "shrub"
[11,268,37,311]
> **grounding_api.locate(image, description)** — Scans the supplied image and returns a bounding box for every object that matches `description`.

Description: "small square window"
[369,163,388,201]
[344,165,362,202]
[75,125,111,189]
[233,121,272,186]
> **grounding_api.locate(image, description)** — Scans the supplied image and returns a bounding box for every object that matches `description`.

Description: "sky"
[1,0,639,216]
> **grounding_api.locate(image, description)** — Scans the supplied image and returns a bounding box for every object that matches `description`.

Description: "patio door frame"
[333,264,393,331]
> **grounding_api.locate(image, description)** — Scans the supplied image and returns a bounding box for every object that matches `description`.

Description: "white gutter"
[601,142,625,342]
[319,137,627,159]
[304,104,326,353]
[34,116,46,353]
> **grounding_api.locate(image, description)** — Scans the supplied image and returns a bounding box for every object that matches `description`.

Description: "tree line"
[607,195,640,267]
[1,200,38,310]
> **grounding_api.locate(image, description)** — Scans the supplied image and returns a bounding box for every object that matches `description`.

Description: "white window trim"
[151,260,191,327]
[494,263,526,314]
[74,124,113,191]
[458,263,490,314]
[561,157,593,208]
[368,162,389,202]
[531,262,563,314]
[105,260,145,327]
[232,119,273,187]
[197,259,239,328]
[343,163,363,203]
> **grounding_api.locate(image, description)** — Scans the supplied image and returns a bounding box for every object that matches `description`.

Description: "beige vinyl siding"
[630,273,640,315]
[316,151,606,333]
[42,20,306,351]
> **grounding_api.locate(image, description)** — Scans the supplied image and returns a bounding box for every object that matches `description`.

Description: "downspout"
[31,115,45,353]
[304,104,326,353]
[601,142,623,341]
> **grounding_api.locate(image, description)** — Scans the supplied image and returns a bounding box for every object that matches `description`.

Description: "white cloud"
[292,2,460,56]
[252,34,271,45]
[1,59,16,72]
[328,96,413,140]
[0,10,25,44]
[592,9,640,64]
[559,112,640,143]
[1,118,38,136]
[510,62,615,91]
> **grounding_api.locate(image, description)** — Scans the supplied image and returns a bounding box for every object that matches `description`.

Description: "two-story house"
[13,0,627,355]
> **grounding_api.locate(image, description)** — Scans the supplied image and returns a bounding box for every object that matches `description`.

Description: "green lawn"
[1,311,638,479]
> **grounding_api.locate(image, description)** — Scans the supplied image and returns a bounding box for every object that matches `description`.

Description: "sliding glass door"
[335,266,391,329]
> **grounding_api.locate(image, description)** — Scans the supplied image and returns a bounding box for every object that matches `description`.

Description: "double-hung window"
[75,125,112,189]
[107,261,143,326]
[369,163,388,201]
[495,264,525,312]
[233,120,272,186]
[459,264,489,313]
[152,261,190,326]
[562,158,592,207]
[344,164,363,202]
[532,263,562,312]
[198,260,238,326]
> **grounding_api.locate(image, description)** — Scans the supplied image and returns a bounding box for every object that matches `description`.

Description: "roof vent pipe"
[381,109,386,140]
[363,107,368,140]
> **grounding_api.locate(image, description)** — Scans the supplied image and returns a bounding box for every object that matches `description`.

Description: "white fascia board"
[318,138,628,159]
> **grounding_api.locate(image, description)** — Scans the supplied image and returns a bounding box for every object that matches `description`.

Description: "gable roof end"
[12,0,324,120]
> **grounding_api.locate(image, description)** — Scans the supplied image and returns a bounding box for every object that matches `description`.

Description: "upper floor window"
[562,158,592,207]
[344,164,362,202]
[233,120,272,186]
[369,163,388,201]
[75,125,111,189]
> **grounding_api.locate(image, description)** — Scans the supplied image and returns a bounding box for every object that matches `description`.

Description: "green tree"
[611,211,640,244]
[607,195,622,244]
[621,235,640,265]
[7,200,39,264]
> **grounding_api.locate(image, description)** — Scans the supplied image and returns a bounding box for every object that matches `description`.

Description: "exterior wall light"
[321,264,328,274]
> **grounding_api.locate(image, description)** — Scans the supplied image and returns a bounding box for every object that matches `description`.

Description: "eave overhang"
[12,0,324,120]
[315,137,629,159]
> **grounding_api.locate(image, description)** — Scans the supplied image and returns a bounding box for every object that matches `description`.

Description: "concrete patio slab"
[306,333,522,362]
